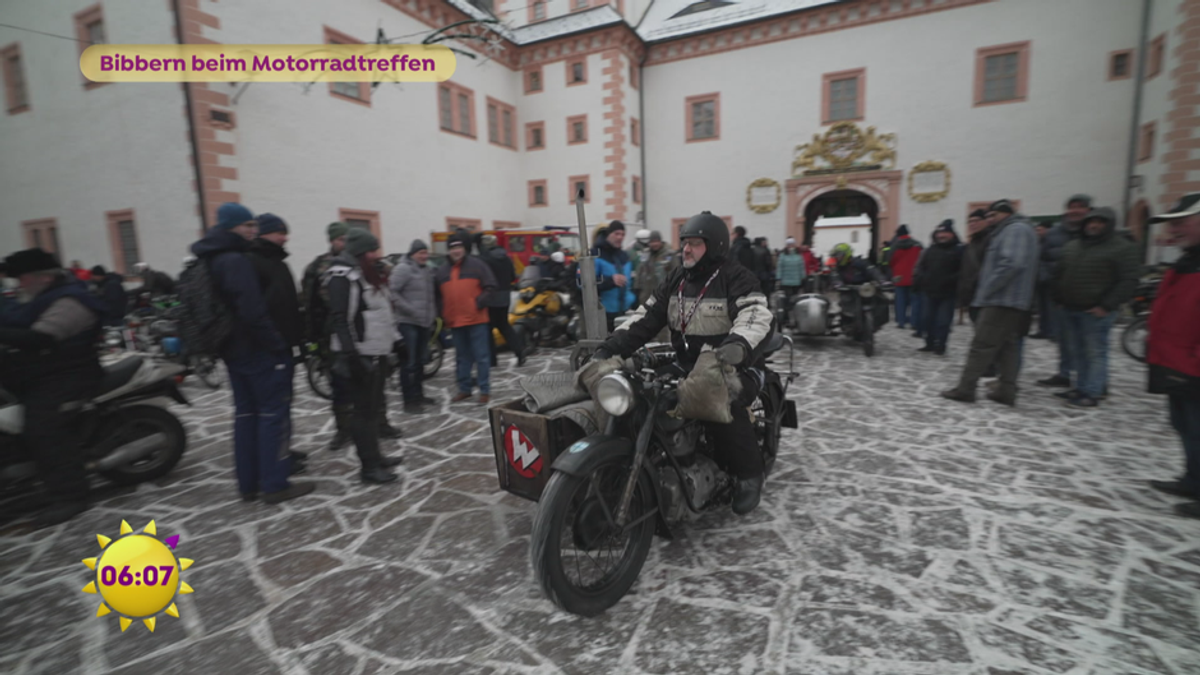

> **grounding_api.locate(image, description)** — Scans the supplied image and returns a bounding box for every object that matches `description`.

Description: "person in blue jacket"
[592,220,636,331]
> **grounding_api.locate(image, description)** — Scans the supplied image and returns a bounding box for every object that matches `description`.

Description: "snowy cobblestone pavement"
[2,325,1199,675]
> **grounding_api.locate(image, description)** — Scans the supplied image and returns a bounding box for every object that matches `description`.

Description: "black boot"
[732,476,764,515]
[378,420,403,439]
[327,404,353,452]
[361,467,398,484]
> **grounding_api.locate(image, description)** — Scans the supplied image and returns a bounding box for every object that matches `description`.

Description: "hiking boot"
[986,390,1016,406]
[940,388,976,403]
[34,501,90,529]
[1149,480,1200,499]
[262,482,316,504]
[381,455,403,468]
[934,346,946,356]
[1174,502,1200,519]
[378,422,403,439]
[451,392,472,403]
[732,476,763,515]
[1066,394,1099,408]
[1037,374,1071,388]
[362,468,398,484]
[240,492,257,502]
[479,394,490,405]
[917,345,936,353]
[1054,389,1079,399]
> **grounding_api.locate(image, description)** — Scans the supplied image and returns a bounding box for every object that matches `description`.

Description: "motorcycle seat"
[101,356,144,394]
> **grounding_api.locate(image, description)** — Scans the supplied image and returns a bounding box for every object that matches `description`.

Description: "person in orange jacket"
[434,233,498,404]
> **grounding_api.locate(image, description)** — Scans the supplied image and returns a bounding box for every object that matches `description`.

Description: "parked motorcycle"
[529,337,798,616]
[771,273,891,356]
[1,355,190,495]
[495,267,575,352]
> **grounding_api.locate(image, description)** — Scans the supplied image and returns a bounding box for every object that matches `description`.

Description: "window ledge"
[686,135,720,143]
[330,90,371,108]
[488,139,518,150]
[441,127,477,139]
[823,115,864,125]
[7,105,30,115]
[974,97,1026,108]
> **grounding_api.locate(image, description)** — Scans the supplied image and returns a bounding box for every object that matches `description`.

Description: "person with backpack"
[187,202,313,504]
[324,228,404,484]
[301,222,351,451]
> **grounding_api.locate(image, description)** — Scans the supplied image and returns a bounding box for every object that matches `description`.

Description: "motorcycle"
[771,273,892,357]
[1,355,190,498]
[529,336,798,616]
[494,267,575,353]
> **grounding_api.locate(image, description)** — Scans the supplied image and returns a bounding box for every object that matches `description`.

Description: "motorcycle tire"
[190,355,223,390]
[307,356,334,400]
[861,311,875,358]
[753,382,785,478]
[424,340,443,379]
[1121,315,1148,363]
[97,406,187,486]
[531,459,656,617]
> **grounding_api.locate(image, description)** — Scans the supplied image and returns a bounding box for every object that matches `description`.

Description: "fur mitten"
[670,350,742,424]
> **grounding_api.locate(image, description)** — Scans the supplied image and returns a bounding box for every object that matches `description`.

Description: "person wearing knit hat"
[256,213,289,237]
[215,202,256,232]
[390,239,437,412]
[436,228,499,404]
[1035,192,1097,385]
[889,223,924,333]
[594,219,635,330]
[327,221,350,244]
[324,224,404,483]
[914,220,963,355]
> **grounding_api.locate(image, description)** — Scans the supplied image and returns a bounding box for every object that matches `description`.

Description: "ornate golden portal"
[792,122,898,176]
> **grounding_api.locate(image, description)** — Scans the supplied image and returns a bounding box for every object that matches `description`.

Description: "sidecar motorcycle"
[771,274,893,357]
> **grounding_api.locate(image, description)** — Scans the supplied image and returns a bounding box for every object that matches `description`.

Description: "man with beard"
[1036,194,1093,387]
[579,212,774,515]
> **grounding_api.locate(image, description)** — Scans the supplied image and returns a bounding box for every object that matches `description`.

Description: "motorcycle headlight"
[858,284,877,298]
[596,373,634,416]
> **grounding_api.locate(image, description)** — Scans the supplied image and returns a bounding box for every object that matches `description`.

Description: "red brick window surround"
[822,68,865,123]
[569,175,590,203]
[105,209,141,275]
[571,0,590,12]
[632,176,641,204]
[529,180,548,207]
[631,117,640,146]
[566,56,587,86]
[525,66,543,94]
[685,92,720,142]
[974,41,1030,106]
[1147,34,1165,79]
[1139,121,1156,162]
[486,97,517,149]
[1108,49,1134,81]
[74,5,107,90]
[567,114,588,145]
[526,121,545,150]
[438,81,476,138]
[324,27,371,105]
[1,43,29,114]
[339,208,382,245]
[529,0,547,23]
[446,217,482,232]
[22,218,61,255]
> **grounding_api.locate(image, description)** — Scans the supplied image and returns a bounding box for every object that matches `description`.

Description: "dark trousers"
[1170,395,1200,493]
[955,307,1031,398]
[397,323,429,403]
[332,356,386,472]
[912,292,927,336]
[488,306,525,364]
[923,296,956,349]
[704,372,764,480]
[894,286,914,328]
[1036,284,1057,338]
[22,369,101,505]
[226,355,293,495]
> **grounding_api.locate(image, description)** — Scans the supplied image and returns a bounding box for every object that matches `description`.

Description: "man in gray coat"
[1035,194,1092,386]
[389,240,438,413]
[942,200,1039,405]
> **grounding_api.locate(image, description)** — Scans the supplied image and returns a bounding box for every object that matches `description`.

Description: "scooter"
[0,355,190,495]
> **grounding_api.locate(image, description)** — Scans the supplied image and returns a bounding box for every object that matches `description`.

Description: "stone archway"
[786,170,903,257]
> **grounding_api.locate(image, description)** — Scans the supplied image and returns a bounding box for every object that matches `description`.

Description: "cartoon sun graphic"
[81,520,196,632]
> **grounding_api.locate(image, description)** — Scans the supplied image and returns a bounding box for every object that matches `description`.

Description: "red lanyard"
[677,269,720,350]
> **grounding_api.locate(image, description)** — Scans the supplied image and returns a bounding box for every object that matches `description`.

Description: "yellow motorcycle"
[493,267,575,352]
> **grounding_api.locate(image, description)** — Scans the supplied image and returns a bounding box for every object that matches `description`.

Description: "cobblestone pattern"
[2,326,1198,675]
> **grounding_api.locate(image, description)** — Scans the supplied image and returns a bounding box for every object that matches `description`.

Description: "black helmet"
[678,211,730,261]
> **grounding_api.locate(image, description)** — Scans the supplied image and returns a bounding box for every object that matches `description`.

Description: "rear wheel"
[862,309,875,357]
[1122,315,1148,363]
[97,406,186,486]
[307,355,333,400]
[751,383,784,477]
[530,460,657,617]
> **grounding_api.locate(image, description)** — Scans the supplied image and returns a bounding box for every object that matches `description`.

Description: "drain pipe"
[638,50,648,228]
[173,0,209,236]
[1123,0,1152,230]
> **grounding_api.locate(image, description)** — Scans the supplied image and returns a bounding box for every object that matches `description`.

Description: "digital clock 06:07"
[99,565,175,587]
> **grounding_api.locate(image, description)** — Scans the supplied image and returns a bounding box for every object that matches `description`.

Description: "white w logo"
[509,428,539,470]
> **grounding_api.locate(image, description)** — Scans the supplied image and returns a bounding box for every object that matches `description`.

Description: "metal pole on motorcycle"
[571,187,610,370]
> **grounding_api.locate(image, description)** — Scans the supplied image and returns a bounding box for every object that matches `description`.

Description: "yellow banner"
[80,44,456,83]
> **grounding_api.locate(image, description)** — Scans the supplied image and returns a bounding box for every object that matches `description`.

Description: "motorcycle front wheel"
[1122,315,1148,363]
[530,459,657,617]
[97,406,187,486]
[862,311,875,357]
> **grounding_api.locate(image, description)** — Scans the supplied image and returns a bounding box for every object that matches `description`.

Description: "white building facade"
[1,0,1197,275]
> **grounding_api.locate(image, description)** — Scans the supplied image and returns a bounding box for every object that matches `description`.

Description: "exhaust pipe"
[89,433,169,471]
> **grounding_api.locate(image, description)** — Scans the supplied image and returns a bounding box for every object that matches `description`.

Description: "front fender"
[553,434,675,539]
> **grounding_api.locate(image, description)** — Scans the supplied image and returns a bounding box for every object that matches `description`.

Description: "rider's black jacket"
[601,255,774,368]
[0,276,106,390]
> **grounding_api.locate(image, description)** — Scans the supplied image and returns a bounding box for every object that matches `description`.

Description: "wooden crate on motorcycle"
[489,399,588,502]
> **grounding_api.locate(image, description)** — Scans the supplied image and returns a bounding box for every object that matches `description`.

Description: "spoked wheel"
[189,355,223,389]
[306,355,333,400]
[751,385,784,477]
[530,460,657,617]
[1122,315,1148,363]
[97,406,187,486]
[423,340,443,378]
[861,310,875,357]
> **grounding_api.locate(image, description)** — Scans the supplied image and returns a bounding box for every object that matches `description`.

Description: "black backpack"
[176,259,234,357]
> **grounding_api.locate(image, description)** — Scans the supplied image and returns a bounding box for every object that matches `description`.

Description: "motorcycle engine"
[659,454,728,522]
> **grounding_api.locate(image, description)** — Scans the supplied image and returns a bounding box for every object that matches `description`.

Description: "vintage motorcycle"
[771,273,892,356]
[529,336,798,616]
[495,267,575,353]
[1,355,190,498]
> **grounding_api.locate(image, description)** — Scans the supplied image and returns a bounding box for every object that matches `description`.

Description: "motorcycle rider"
[0,249,108,527]
[829,243,883,286]
[582,211,774,515]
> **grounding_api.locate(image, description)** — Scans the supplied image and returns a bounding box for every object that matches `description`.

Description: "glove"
[716,342,747,367]
[670,351,741,424]
[575,355,624,396]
